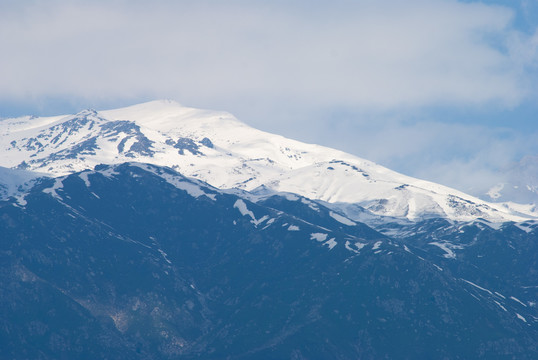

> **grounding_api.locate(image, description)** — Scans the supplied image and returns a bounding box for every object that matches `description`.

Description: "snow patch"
[261,217,275,230]
[131,164,217,200]
[372,241,382,250]
[157,249,172,264]
[79,172,91,187]
[42,178,65,199]
[176,181,216,200]
[345,240,365,253]
[13,194,28,206]
[494,300,507,312]
[429,241,463,259]
[288,225,300,231]
[234,199,256,219]
[233,199,267,226]
[516,313,527,323]
[329,211,356,226]
[510,296,527,307]
[515,223,534,233]
[461,279,493,295]
[345,240,358,253]
[283,193,299,201]
[310,233,328,242]
[301,198,320,211]
[324,238,337,250]
[254,215,269,226]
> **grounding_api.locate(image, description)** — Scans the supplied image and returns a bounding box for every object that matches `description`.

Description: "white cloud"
[0,0,535,110]
[319,118,538,197]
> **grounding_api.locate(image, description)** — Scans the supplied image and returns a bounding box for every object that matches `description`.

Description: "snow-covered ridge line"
[0,99,536,223]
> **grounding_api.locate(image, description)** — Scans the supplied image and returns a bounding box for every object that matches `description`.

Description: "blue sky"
[0,0,537,197]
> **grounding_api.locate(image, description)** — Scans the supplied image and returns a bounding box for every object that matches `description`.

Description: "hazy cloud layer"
[1,0,537,198]
[1,0,535,107]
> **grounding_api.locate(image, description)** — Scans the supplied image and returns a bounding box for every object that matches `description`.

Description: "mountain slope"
[0,100,535,223]
[0,166,43,200]
[2,163,537,359]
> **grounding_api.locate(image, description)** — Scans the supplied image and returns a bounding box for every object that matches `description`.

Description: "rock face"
[1,163,537,359]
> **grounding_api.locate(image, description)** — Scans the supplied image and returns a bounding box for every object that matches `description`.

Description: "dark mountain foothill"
[1,163,537,359]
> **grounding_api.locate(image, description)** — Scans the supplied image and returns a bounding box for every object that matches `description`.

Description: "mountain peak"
[1,100,536,224]
[99,99,245,131]
[75,108,98,117]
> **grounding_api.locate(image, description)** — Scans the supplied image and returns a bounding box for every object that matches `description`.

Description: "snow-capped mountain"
[1,100,535,223]
[3,101,538,359]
